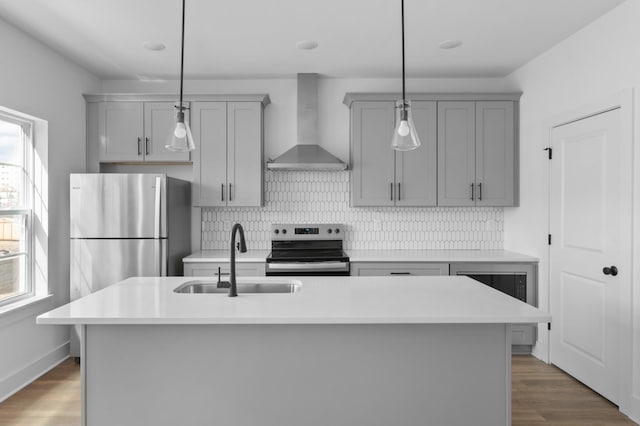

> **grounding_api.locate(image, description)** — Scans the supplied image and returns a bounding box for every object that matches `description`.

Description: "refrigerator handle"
[154,176,163,276]
[154,176,162,239]
[155,239,166,276]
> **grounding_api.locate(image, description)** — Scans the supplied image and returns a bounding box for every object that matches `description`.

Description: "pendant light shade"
[166,106,195,152]
[166,0,196,152]
[391,0,420,151]
[391,100,421,151]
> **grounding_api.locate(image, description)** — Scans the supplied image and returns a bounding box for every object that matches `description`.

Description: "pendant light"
[166,0,195,152]
[391,0,421,151]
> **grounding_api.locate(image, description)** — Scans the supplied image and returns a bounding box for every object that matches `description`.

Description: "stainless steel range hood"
[267,73,348,171]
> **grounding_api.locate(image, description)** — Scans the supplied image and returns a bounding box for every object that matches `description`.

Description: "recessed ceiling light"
[296,40,318,50]
[142,41,166,51]
[439,40,462,50]
[136,75,167,83]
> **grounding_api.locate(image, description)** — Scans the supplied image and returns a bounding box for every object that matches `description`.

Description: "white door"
[550,107,629,403]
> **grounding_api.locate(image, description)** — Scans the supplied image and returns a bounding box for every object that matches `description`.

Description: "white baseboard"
[621,398,640,425]
[0,341,70,403]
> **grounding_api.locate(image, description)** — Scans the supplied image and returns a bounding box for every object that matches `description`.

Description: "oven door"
[266,261,350,276]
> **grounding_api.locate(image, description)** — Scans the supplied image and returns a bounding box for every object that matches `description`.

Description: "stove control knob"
[327,228,333,234]
[282,229,287,234]
[335,228,340,234]
[274,229,279,234]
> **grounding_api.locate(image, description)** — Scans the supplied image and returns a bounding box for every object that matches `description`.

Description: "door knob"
[603,266,618,276]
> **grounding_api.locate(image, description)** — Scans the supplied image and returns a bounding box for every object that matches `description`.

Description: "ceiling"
[0,0,626,80]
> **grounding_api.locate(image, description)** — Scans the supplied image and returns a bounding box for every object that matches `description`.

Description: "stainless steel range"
[265,224,350,276]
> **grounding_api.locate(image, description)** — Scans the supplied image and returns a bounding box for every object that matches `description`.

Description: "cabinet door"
[191,102,227,206]
[395,101,437,206]
[226,102,263,207]
[437,102,476,206]
[98,102,144,162]
[144,102,190,162]
[350,101,396,206]
[475,101,515,206]
[184,262,265,277]
[351,262,449,276]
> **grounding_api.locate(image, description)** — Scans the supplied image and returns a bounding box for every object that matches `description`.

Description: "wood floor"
[0,356,636,425]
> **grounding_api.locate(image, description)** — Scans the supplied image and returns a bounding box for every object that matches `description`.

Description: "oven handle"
[266,262,349,271]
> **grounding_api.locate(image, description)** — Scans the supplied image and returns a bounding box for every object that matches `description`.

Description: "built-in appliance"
[449,262,537,352]
[266,224,350,276]
[449,263,536,306]
[69,173,190,356]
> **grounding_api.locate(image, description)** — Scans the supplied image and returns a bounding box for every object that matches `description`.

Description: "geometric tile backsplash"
[201,171,504,250]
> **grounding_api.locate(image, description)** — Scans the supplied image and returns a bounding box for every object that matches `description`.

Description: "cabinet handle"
[390,272,412,275]
[390,182,394,201]
[470,183,475,201]
[137,137,142,156]
[228,183,232,201]
[145,137,150,155]
[221,183,224,202]
[398,182,401,201]
[478,183,482,201]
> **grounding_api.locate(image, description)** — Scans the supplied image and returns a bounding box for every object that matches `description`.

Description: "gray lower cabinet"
[191,100,266,207]
[438,101,516,206]
[351,262,449,276]
[349,101,437,207]
[449,262,537,351]
[184,262,266,277]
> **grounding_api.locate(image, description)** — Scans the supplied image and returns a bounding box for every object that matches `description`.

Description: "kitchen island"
[38,276,550,426]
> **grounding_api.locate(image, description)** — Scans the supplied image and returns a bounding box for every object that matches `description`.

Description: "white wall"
[504,0,640,421]
[0,17,99,400]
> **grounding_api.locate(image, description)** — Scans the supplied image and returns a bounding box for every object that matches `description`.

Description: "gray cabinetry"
[438,101,516,206]
[191,100,266,207]
[97,101,190,163]
[345,93,520,208]
[184,262,265,277]
[351,262,449,276]
[350,100,437,207]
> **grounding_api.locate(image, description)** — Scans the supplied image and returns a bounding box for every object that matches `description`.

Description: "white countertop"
[37,276,550,325]
[183,249,538,263]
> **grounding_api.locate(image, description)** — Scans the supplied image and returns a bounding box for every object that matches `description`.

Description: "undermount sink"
[174,279,301,294]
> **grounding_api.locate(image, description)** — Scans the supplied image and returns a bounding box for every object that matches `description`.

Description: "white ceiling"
[0,0,626,80]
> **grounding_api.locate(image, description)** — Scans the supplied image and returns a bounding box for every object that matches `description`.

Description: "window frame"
[0,112,34,308]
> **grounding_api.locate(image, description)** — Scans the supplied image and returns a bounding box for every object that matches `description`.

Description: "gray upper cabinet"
[191,100,266,207]
[350,101,395,206]
[475,101,516,206]
[349,100,437,207]
[144,102,191,162]
[396,101,438,206]
[97,101,190,163]
[345,93,519,208]
[437,102,476,206]
[438,100,516,206]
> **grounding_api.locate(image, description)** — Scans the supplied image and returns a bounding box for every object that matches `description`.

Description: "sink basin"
[174,279,301,294]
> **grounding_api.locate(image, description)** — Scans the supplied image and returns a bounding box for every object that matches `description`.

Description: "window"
[0,114,32,306]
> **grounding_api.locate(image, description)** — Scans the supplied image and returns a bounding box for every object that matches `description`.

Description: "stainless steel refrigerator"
[69,173,190,355]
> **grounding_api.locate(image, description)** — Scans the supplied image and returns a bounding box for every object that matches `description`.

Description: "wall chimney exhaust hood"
[267,74,348,171]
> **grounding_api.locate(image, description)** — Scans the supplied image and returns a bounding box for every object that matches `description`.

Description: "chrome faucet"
[229,223,247,297]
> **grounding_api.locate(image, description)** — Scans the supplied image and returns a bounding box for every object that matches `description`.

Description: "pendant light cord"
[401,0,406,105]
[179,0,186,109]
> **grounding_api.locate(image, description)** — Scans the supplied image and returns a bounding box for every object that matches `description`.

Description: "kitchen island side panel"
[84,324,510,426]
